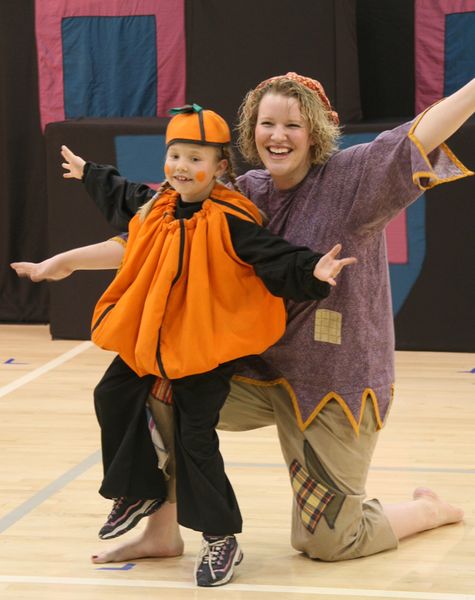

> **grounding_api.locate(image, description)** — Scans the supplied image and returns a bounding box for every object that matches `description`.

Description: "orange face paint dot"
[195,171,206,182]
[164,164,171,175]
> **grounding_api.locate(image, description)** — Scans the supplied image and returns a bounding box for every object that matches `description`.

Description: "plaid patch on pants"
[150,377,173,404]
[290,459,335,534]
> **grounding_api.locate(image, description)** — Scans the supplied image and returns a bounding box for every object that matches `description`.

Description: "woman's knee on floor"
[287,449,397,561]
[290,497,397,561]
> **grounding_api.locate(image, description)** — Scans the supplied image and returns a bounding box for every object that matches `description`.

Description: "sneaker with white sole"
[194,534,243,587]
[98,497,163,539]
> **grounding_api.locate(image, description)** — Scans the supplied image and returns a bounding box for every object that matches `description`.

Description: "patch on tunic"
[290,459,335,534]
[150,377,173,405]
[314,309,342,344]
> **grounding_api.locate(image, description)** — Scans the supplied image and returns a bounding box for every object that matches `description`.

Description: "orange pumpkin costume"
[91,182,287,379]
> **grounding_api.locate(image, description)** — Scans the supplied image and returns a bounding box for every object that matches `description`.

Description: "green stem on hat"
[169,103,203,115]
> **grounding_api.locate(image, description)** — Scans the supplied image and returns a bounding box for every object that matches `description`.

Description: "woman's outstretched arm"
[413,78,475,154]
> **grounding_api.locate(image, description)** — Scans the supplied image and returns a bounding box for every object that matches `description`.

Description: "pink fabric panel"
[35,0,186,130]
[386,211,408,264]
[415,0,475,113]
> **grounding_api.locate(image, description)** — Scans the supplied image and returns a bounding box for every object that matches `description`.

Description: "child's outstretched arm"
[11,239,125,282]
[313,243,357,287]
[61,145,156,229]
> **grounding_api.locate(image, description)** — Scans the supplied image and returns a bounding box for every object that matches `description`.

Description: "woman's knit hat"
[255,72,339,125]
[166,104,231,147]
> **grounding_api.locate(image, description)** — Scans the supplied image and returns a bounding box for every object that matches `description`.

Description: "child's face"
[164,143,227,203]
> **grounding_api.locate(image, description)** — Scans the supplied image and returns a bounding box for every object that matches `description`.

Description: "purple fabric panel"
[415,0,475,113]
[35,0,185,130]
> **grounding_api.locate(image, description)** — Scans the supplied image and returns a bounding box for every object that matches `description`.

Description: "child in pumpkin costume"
[68,105,356,586]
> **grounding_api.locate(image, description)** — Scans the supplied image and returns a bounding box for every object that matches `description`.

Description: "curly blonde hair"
[237,77,341,166]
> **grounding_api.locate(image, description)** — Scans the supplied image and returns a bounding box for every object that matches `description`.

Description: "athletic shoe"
[98,497,163,539]
[194,534,243,587]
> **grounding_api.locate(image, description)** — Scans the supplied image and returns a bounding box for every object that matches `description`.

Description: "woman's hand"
[313,243,357,286]
[61,145,86,180]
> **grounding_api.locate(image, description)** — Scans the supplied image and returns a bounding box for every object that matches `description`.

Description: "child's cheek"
[195,171,206,182]
[164,164,171,176]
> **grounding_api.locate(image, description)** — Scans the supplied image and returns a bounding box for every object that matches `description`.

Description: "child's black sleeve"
[83,163,156,231]
[225,214,331,302]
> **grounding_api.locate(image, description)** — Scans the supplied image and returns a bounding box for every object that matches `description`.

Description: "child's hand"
[61,145,86,180]
[11,257,73,282]
[313,244,357,286]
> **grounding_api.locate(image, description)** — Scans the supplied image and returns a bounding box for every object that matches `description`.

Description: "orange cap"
[166,104,231,147]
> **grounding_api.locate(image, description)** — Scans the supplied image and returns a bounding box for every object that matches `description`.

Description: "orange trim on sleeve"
[109,235,127,248]
[408,105,474,191]
[108,236,127,273]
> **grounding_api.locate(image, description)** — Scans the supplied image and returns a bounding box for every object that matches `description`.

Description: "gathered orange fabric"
[91,183,287,379]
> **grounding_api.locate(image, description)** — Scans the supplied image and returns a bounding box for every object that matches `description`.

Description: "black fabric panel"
[185,0,361,136]
[335,0,362,123]
[0,0,49,322]
[356,0,414,119]
[394,121,475,352]
[45,118,168,340]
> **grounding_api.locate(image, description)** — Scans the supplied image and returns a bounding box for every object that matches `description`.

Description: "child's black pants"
[171,361,242,535]
[93,355,165,499]
[94,355,242,534]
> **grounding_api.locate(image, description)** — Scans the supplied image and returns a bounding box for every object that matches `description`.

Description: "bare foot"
[90,530,184,563]
[91,502,184,564]
[383,487,464,540]
[412,487,464,528]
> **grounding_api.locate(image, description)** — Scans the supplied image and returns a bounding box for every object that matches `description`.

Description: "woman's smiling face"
[254,92,313,190]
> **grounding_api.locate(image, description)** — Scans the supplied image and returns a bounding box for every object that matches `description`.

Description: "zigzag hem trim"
[232,375,394,434]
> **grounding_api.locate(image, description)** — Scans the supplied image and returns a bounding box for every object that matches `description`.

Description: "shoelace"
[196,537,230,580]
[108,498,124,520]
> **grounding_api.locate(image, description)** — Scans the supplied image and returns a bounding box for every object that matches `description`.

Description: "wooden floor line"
[0,575,473,599]
[370,465,475,474]
[227,462,475,474]
[0,450,101,534]
[0,341,93,399]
